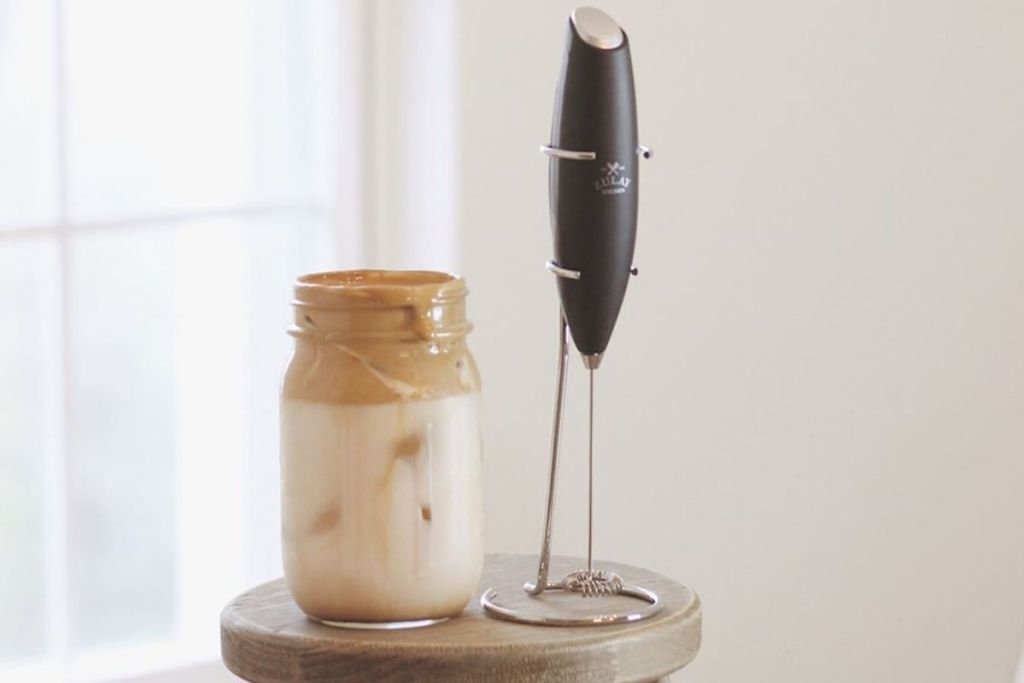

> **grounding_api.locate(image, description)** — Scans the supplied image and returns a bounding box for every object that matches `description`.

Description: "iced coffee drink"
[281,271,483,625]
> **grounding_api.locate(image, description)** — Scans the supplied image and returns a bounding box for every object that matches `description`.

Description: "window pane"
[66,212,333,653]
[245,0,339,207]
[65,0,247,219]
[65,0,336,220]
[69,227,177,649]
[0,0,57,228]
[0,238,58,660]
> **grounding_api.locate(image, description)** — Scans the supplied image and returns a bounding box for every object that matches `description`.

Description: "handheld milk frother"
[482,7,659,626]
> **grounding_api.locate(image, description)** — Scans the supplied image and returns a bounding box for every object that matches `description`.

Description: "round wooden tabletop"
[221,553,701,683]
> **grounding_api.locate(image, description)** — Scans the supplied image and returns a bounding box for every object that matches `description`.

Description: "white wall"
[456,1,1024,681]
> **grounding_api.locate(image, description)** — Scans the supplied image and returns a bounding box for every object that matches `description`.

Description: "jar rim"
[293,269,468,309]
[290,269,471,341]
[297,269,462,291]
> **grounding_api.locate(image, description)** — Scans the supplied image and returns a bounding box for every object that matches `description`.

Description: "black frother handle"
[549,15,639,361]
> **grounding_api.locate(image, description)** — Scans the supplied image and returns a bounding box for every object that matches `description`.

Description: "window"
[0,0,353,679]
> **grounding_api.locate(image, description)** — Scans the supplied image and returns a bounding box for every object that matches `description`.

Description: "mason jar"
[280,270,483,626]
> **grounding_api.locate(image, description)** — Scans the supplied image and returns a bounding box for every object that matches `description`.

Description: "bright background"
[2,1,1024,682]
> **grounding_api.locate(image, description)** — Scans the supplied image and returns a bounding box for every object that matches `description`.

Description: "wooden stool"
[221,553,701,682]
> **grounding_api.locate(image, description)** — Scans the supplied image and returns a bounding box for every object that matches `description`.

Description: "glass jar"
[280,270,483,626]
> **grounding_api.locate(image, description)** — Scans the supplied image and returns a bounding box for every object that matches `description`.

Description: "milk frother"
[482,6,660,626]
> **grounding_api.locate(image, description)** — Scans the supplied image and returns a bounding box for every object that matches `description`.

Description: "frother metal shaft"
[587,367,594,574]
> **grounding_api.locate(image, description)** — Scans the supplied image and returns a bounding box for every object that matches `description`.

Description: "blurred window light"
[0,0,345,679]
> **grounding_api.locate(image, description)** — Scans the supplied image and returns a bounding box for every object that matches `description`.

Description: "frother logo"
[593,161,631,195]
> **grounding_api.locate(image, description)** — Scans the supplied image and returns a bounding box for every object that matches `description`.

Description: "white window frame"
[0,0,457,680]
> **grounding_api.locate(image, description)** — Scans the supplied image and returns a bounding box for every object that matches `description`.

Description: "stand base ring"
[481,581,662,627]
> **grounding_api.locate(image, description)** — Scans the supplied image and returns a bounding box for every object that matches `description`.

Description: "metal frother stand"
[482,7,659,627]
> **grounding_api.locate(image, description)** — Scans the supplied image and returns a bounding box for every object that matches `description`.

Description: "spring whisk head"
[562,570,625,597]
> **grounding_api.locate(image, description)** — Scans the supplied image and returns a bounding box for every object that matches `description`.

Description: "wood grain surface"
[221,553,701,682]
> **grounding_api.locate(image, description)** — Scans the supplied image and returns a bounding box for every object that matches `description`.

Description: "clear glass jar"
[280,270,483,626]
